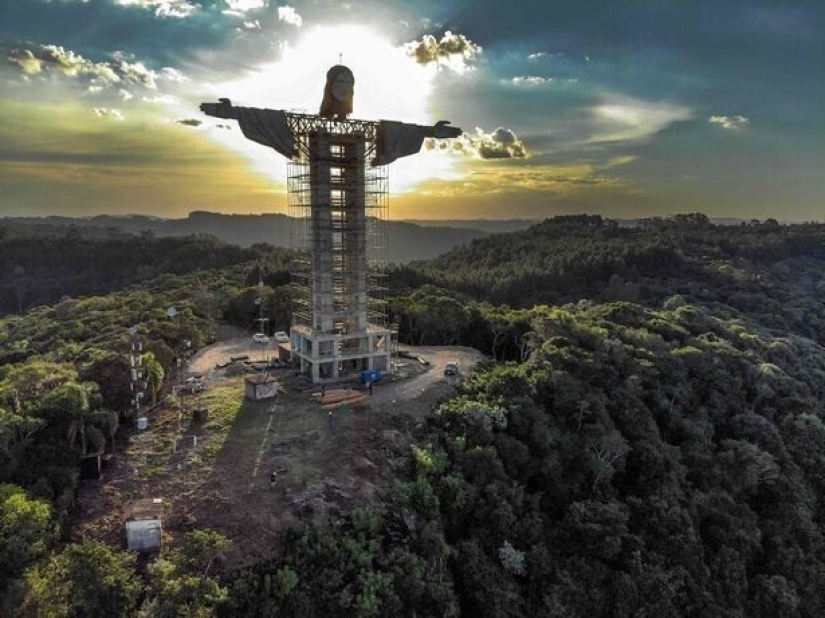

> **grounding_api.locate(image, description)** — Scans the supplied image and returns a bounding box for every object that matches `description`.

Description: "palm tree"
[142,352,165,406]
[67,411,106,456]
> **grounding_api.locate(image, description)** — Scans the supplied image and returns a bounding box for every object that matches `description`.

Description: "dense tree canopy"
[0,230,261,315]
[3,214,825,616]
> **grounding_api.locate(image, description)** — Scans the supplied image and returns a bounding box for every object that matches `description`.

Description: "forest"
[2,215,825,616]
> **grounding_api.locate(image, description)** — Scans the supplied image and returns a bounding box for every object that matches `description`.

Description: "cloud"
[7,45,120,87]
[5,44,173,96]
[277,6,303,27]
[143,94,177,104]
[92,108,124,120]
[113,0,197,19]
[528,52,547,60]
[6,50,43,75]
[709,115,749,129]
[226,0,266,12]
[426,127,528,160]
[403,31,482,73]
[116,57,157,89]
[601,155,637,169]
[409,161,627,200]
[592,95,692,143]
[175,118,202,126]
[511,75,551,85]
[159,67,189,83]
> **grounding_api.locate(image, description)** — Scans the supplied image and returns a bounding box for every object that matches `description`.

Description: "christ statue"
[199,64,462,165]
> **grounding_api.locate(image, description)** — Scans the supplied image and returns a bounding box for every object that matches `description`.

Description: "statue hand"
[199,98,234,119]
[432,120,461,139]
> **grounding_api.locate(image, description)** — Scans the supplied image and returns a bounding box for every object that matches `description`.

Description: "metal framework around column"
[286,113,390,382]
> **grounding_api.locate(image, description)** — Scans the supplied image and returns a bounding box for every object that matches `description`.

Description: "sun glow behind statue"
[194,25,464,197]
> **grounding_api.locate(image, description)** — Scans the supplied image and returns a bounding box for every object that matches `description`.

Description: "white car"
[273,331,290,344]
[444,361,459,376]
[252,333,270,344]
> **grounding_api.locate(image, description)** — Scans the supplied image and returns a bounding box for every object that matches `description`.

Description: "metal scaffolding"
[287,113,389,342]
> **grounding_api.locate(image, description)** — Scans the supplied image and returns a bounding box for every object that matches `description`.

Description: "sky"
[1,0,823,221]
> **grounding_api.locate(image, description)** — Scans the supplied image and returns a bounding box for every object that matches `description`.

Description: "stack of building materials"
[313,388,367,408]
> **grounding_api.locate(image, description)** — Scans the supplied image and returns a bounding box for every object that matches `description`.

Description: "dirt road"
[189,324,276,377]
[366,345,485,416]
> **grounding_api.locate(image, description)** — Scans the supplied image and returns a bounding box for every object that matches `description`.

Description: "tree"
[85,355,132,413]
[23,540,140,618]
[0,408,43,479]
[0,361,78,414]
[140,529,231,617]
[0,484,53,593]
[142,352,165,406]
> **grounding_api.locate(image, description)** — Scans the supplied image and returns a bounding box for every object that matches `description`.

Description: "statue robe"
[373,121,432,166]
[235,108,297,159]
[233,108,437,166]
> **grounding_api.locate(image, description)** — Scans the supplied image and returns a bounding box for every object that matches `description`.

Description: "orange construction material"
[317,389,359,405]
[322,393,367,409]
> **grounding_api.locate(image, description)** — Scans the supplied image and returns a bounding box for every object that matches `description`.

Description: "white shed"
[125,498,163,552]
[245,374,280,401]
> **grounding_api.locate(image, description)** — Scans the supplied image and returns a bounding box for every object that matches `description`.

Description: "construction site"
[70,333,483,568]
[68,64,473,565]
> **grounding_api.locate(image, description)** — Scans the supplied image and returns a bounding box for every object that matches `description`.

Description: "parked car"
[273,331,290,344]
[252,333,270,344]
[444,361,459,376]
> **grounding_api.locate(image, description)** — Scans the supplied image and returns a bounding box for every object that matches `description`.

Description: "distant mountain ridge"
[1,212,489,264]
[401,219,539,234]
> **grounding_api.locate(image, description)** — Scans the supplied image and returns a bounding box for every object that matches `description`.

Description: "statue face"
[331,72,354,102]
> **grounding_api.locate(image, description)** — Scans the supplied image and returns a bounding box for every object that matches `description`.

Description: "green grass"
[195,380,247,459]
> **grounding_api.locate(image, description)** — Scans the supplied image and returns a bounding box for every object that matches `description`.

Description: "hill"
[401,219,538,234]
[0,229,267,315]
[2,212,487,264]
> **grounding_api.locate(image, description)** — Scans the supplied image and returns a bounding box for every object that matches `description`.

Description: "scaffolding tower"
[287,113,391,382]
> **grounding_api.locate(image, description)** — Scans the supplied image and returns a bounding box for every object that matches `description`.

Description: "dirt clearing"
[71,336,485,569]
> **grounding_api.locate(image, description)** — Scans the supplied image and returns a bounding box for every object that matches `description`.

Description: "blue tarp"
[360,369,382,384]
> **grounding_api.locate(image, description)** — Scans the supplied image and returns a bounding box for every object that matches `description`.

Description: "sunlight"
[189,24,463,199]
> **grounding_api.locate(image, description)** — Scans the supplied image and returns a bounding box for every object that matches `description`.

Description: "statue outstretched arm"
[374,119,462,166]
[427,120,461,139]
[198,98,296,159]
[199,98,238,120]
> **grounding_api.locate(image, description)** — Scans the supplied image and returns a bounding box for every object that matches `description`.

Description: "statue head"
[319,65,354,120]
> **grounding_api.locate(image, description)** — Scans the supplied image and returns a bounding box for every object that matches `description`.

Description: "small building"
[125,498,163,552]
[245,374,280,401]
